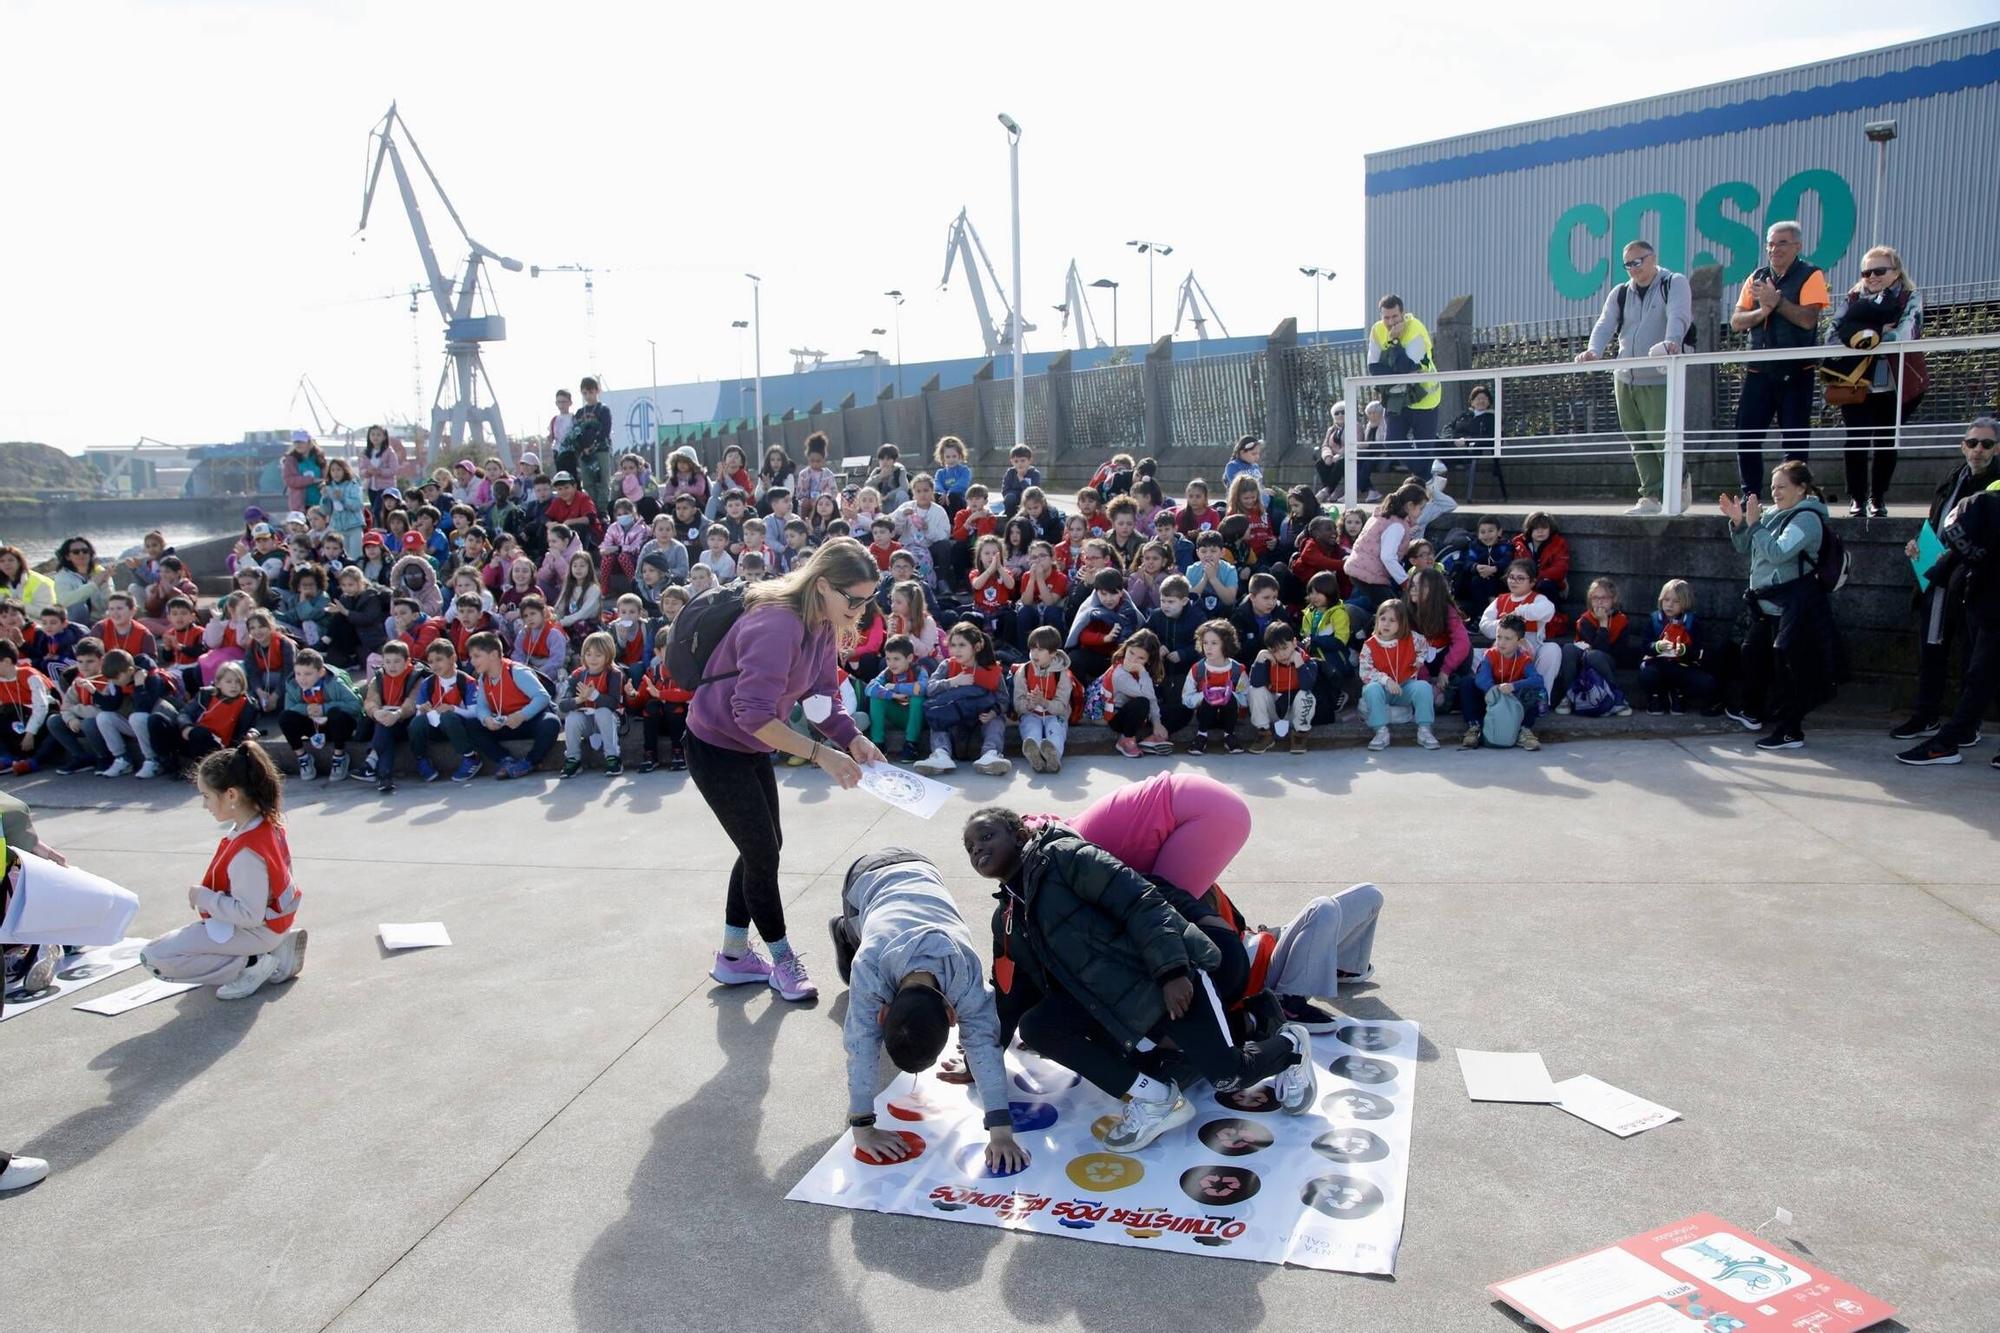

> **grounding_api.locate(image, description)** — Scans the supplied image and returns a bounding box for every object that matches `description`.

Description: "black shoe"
[827,915,858,987]
[1889,715,1939,741]
[1222,732,1245,754]
[1990,752,1999,770]
[669,748,687,771]
[1668,694,1686,715]
[1646,694,1666,716]
[1187,732,1209,755]
[378,778,397,794]
[1895,738,1962,766]
[639,756,660,773]
[560,756,582,779]
[1869,500,1889,518]
[1755,728,1805,751]
[1279,994,1340,1032]
[1724,707,1763,732]
[1847,498,1864,518]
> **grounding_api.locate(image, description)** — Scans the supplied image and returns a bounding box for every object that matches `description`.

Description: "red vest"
[1366,634,1418,683]
[1193,660,1240,705]
[96,619,150,656]
[373,667,415,709]
[518,621,557,661]
[0,667,49,710]
[200,818,299,934]
[1263,657,1301,695]
[571,666,619,710]
[197,692,251,739]
[1484,647,1531,685]
[1494,592,1547,637]
[165,624,205,664]
[616,628,645,667]
[1021,662,1081,724]
[425,673,468,710]
[478,660,533,715]
[247,636,290,676]
[634,659,693,706]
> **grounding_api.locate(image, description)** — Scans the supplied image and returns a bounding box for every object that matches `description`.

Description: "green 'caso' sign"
[1546,168,1856,300]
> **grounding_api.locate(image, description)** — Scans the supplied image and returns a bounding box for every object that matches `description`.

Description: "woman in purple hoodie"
[686,537,887,1003]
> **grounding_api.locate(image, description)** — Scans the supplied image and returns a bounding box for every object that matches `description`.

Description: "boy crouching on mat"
[829,848,1029,1172]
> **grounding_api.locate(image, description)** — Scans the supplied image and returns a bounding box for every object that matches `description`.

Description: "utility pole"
[999,114,1025,447]
[746,274,765,449]
[885,290,905,396]
[1127,239,1174,345]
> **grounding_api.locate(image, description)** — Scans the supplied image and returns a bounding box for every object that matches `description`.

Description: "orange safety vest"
[196,692,251,739]
[478,659,534,716]
[96,619,151,656]
[200,818,300,934]
[0,667,50,710]
[1483,648,1531,685]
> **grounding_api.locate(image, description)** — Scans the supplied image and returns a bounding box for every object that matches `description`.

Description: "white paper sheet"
[0,937,149,1021]
[1493,1245,1687,1330]
[1456,1048,1558,1103]
[854,762,956,820]
[73,978,199,1015]
[1552,1075,1681,1138]
[0,853,141,947]
[378,922,452,950]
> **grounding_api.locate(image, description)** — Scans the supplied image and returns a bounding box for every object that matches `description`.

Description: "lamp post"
[998,113,1024,449]
[1126,239,1174,344]
[1090,277,1119,348]
[745,274,764,449]
[884,289,905,395]
[645,337,660,472]
[1299,267,1337,344]
[1863,120,1897,244]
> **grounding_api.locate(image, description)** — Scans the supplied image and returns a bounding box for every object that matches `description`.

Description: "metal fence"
[1166,349,1267,451]
[1063,359,1147,456]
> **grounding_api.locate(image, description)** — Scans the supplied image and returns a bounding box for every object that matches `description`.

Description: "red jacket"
[1513,531,1571,589]
[951,508,999,541]
[547,492,602,542]
[1288,538,1350,600]
[629,657,694,706]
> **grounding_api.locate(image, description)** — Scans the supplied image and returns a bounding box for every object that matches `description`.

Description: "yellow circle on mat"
[1066,1152,1145,1191]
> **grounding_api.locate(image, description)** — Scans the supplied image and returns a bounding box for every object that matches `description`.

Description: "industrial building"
[1364,23,2000,328]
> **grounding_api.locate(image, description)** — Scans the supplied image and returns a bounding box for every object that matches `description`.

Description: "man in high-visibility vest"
[1366,295,1443,474]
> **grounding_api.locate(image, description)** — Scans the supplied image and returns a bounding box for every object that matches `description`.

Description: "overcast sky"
[1,0,1985,452]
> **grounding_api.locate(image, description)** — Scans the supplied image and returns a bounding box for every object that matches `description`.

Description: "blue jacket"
[1143,605,1202,674]
[1473,649,1545,696]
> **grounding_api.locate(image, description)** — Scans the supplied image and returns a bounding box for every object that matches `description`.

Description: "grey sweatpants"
[563,707,619,759]
[142,920,284,988]
[1265,883,1384,998]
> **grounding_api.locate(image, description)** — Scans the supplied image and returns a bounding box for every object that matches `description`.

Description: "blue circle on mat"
[1008,1100,1059,1132]
[1012,1066,1082,1095]
[955,1142,1028,1179]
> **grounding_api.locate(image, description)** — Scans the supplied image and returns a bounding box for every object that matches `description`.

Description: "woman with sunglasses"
[1892,416,2000,747]
[50,537,113,625]
[684,537,888,1003]
[1825,245,1923,518]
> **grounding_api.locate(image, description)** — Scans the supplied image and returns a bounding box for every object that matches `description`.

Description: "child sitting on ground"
[628,621,693,772]
[915,621,1008,777]
[1359,599,1439,751]
[1480,559,1565,693]
[1460,614,1547,752]
[0,640,56,775]
[94,648,173,778]
[1181,620,1250,755]
[242,610,295,721]
[1638,579,1721,715]
[171,660,258,773]
[281,648,363,782]
[1451,514,1513,615]
[1561,576,1639,717]
[866,634,930,763]
[1250,623,1319,755]
[409,640,481,782]
[1230,572,1293,668]
[1101,627,1174,759]
[887,581,940,665]
[48,638,112,773]
[357,640,422,792]
[1512,511,1572,602]
[140,741,306,1001]
[557,631,626,778]
[1012,625,1079,771]
[1065,567,1140,681]
[512,594,568,681]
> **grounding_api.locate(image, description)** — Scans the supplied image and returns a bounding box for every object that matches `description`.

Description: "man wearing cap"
[545,471,602,548]
[559,378,613,507]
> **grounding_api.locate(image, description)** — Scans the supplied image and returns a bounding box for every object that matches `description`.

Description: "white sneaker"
[100,758,134,778]
[271,929,308,984]
[1554,700,1573,715]
[1102,1088,1194,1153]
[297,753,315,781]
[913,747,956,775]
[1624,497,1662,516]
[1022,739,1047,772]
[0,1153,50,1192]
[1416,726,1440,750]
[217,951,280,1001]
[975,749,1010,776]
[1273,1023,1320,1114]
[1366,727,1390,751]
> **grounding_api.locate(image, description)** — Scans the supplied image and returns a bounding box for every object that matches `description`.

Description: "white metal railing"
[1346,333,2000,514]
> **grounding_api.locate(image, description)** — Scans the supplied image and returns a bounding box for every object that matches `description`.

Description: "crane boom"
[940,207,1034,358]
[1059,261,1103,350]
[1173,271,1231,341]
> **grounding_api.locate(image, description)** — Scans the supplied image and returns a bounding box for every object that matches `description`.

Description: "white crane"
[1173,271,1231,342]
[939,206,1033,359]
[357,102,524,462]
[1054,260,1106,350]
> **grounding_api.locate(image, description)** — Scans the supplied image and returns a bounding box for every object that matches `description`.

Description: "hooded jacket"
[388,554,443,617]
[996,824,1221,1051]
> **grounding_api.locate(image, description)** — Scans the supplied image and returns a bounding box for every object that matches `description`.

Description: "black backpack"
[1773,507,1850,594]
[664,584,751,689]
[1612,272,1673,343]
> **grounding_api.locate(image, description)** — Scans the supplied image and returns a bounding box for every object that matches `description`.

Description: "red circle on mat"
[886,1096,929,1122]
[854,1130,926,1165]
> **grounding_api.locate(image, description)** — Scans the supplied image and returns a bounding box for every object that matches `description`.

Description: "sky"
[1,0,1987,453]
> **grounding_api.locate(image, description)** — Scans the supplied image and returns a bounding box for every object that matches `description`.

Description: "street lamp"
[998,113,1025,450]
[884,290,905,395]
[1299,266,1337,344]
[645,337,660,471]
[1863,120,1897,245]
[1126,239,1174,345]
[1090,277,1120,348]
[730,319,749,385]
[745,274,764,449]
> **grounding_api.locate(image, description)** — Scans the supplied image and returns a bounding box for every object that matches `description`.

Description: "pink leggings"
[1066,772,1251,895]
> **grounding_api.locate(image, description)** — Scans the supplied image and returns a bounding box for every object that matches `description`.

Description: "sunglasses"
[1965,437,1998,449]
[1860,266,1894,278]
[1621,257,1650,269]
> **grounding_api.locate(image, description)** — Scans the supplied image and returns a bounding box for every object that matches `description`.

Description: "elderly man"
[1579,240,1693,515]
[1893,417,2000,750]
[1729,221,1830,500]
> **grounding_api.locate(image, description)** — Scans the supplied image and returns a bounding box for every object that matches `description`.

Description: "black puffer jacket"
[997,825,1221,1051]
[1932,488,2000,622]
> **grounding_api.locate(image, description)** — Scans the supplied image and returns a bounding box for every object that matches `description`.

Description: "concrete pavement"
[3,732,1993,1332]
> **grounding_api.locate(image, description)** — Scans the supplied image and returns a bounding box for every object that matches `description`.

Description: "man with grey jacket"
[1577,240,1693,515]
[829,848,1029,1172]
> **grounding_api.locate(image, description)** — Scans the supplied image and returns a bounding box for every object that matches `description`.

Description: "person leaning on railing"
[1576,239,1692,516]
[1891,417,1999,745]
[1822,245,1923,518]
[1729,221,1830,502]
[1367,295,1442,467]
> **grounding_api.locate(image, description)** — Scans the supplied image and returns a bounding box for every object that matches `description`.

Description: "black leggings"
[279,711,357,751]
[1195,699,1240,732]
[683,730,788,942]
[1107,697,1152,738]
[642,701,688,756]
[1017,979,1293,1098]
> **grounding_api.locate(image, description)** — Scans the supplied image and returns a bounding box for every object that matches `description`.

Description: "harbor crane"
[1054,261,1107,350]
[939,206,1033,358]
[1173,271,1231,342]
[357,102,524,462]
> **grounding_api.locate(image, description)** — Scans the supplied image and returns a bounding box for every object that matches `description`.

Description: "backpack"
[1563,662,1627,718]
[1773,507,1850,594]
[1612,272,1672,344]
[663,584,751,689]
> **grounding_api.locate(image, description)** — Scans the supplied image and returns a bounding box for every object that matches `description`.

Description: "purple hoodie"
[688,604,859,753]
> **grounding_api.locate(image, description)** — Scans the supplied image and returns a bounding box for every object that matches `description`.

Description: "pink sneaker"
[769,952,819,1002]
[1116,737,1142,758]
[710,949,773,986]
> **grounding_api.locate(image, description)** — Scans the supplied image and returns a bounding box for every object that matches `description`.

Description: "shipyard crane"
[1172,271,1231,342]
[1054,260,1107,350]
[357,102,524,462]
[289,374,352,440]
[939,206,1033,358]
[788,347,830,374]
